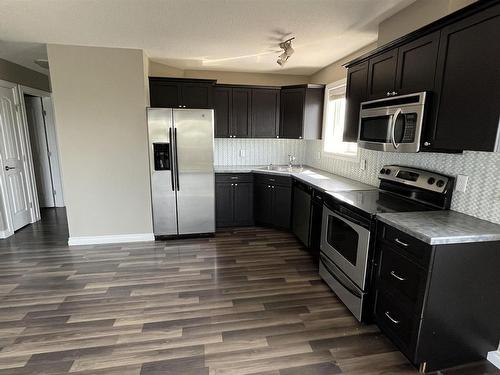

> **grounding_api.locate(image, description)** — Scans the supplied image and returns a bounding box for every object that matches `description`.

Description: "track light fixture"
[277,37,295,67]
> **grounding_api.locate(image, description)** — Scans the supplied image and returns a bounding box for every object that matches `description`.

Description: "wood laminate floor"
[0,208,497,375]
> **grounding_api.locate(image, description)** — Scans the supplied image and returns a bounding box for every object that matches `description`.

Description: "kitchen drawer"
[378,244,427,308]
[380,223,432,267]
[253,173,292,187]
[215,173,253,183]
[375,290,417,356]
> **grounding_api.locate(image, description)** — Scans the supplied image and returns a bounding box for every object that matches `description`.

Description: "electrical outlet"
[455,174,469,192]
[239,149,246,158]
[360,159,367,171]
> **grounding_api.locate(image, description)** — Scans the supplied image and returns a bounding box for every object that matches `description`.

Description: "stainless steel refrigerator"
[147,108,215,236]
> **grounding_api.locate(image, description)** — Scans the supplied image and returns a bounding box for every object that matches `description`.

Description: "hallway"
[0,215,497,374]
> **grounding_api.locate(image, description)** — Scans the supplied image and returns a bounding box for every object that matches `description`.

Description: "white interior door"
[24,95,55,208]
[0,85,31,231]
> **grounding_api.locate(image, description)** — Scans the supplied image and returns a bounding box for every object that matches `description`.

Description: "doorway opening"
[23,94,64,209]
[0,80,65,239]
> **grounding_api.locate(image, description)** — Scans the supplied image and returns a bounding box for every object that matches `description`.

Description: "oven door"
[319,252,365,321]
[320,205,370,289]
[358,105,423,153]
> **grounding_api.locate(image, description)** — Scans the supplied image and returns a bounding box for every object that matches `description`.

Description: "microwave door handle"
[391,108,402,149]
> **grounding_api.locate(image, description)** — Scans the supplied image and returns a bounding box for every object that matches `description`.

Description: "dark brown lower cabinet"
[215,174,253,227]
[373,222,500,372]
[253,173,292,229]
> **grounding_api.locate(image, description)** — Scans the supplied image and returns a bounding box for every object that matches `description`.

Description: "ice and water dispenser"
[153,143,170,171]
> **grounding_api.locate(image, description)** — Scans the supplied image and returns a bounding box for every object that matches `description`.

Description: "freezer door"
[147,108,178,235]
[173,109,215,234]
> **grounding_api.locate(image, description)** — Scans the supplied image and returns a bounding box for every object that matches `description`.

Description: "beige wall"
[184,69,309,86]
[309,43,377,84]
[47,44,153,239]
[378,0,477,45]
[149,61,184,78]
[149,60,309,86]
[0,58,50,91]
[309,0,477,85]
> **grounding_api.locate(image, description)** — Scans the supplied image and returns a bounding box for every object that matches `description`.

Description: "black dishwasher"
[309,189,324,260]
[292,180,312,247]
[292,180,324,261]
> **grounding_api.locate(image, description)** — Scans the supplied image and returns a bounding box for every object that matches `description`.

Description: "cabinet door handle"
[390,270,406,281]
[271,185,275,189]
[392,91,397,96]
[231,183,234,186]
[424,141,431,147]
[394,238,408,247]
[267,185,271,188]
[234,183,238,187]
[385,311,400,324]
[386,92,391,97]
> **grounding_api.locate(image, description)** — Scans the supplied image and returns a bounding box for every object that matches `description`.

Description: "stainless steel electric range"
[319,165,455,321]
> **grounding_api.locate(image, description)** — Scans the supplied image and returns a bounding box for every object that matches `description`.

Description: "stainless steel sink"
[258,165,304,173]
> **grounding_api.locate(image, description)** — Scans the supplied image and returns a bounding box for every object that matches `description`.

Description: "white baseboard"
[68,233,154,246]
[487,350,500,370]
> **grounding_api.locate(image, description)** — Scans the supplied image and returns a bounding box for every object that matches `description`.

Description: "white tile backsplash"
[214,138,500,224]
[214,139,306,166]
[305,140,500,225]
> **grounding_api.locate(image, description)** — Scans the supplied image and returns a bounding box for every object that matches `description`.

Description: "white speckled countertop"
[214,165,375,192]
[377,211,500,245]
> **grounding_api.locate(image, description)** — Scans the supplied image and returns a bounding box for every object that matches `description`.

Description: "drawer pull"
[394,238,409,247]
[385,311,400,324]
[230,177,239,180]
[390,270,406,281]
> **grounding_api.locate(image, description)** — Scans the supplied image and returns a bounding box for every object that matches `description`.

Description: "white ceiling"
[0,0,415,76]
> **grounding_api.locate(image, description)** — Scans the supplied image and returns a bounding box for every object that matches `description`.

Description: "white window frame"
[321,78,358,161]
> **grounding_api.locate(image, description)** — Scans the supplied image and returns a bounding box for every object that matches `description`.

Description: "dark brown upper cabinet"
[343,1,500,152]
[280,85,324,140]
[344,62,368,142]
[367,32,439,100]
[367,49,398,99]
[149,78,215,109]
[214,86,251,138]
[149,79,181,108]
[251,88,280,138]
[214,87,232,138]
[395,31,440,94]
[232,88,251,137]
[424,4,500,152]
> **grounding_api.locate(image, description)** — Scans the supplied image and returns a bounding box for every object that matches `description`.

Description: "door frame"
[20,86,65,208]
[0,80,38,237]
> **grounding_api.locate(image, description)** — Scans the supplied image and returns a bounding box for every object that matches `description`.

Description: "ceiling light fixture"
[277,37,295,67]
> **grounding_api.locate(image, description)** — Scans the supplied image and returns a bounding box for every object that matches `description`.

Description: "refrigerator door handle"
[168,127,175,191]
[174,127,180,191]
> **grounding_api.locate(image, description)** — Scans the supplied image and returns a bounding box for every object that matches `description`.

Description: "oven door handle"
[320,254,362,298]
[391,108,402,149]
[332,208,368,230]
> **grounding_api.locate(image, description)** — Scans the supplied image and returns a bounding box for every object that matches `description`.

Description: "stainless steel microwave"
[358,92,427,152]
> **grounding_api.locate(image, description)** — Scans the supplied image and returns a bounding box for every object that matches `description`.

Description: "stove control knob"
[427,177,436,185]
[385,169,391,175]
[436,180,445,188]
[380,168,386,175]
